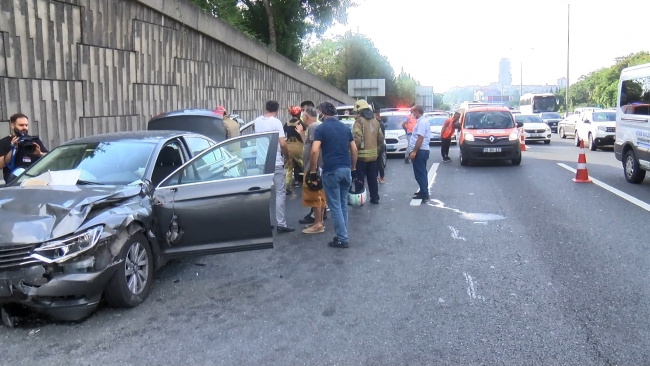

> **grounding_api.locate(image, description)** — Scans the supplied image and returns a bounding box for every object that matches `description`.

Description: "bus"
[519,93,559,114]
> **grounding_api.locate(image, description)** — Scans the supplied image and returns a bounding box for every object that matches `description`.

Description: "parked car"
[538,111,562,133]
[0,120,279,325]
[574,110,616,150]
[514,114,552,144]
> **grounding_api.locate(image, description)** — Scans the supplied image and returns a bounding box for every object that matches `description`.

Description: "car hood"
[385,129,406,137]
[464,128,517,137]
[523,123,549,129]
[0,185,143,246]
[542,118,561,122]
[430,126,443,133]
[593,121,616,128]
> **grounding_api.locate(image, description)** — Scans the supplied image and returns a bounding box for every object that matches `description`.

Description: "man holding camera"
[0,113,48,183]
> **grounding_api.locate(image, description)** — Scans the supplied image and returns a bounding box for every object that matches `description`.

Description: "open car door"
[152,132,279,259]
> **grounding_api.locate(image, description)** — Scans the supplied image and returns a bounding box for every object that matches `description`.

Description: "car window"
[151,140,186,187]
[515,115,543,123]
[184,136,212,156]
[591,112,616,121]
[160,134,272,187]
[14,141,155,186]
[428,117,446,126]
[384,115,408,130]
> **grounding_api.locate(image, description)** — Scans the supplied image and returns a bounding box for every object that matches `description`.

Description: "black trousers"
[356,160,380,201]
[441,138,452,158]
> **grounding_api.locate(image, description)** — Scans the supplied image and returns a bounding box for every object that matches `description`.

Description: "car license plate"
[387,145,396,151]
[431,134,440,139]
[483,147,502,153]
[0,280,11,297]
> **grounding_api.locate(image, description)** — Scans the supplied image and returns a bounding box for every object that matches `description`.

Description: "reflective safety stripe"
[579,148,585,154]
[577,163,587,169]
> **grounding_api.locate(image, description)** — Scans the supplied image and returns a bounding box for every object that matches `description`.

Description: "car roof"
[63,130,193,145]
[150,109,223,119]
[464,106,511,112]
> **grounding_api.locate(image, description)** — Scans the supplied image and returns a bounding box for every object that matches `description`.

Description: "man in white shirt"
[253,101,294,233]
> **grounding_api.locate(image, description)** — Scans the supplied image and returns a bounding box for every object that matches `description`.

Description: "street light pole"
[565,3,570,115]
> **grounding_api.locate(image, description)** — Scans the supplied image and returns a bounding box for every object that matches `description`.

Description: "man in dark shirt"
[308,102,358,248]
[0,113,48,183]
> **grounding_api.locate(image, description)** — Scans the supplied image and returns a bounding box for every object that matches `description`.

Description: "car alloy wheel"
[125,242,149,295]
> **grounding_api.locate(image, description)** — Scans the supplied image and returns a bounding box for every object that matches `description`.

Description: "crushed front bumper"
[0,260,121,321]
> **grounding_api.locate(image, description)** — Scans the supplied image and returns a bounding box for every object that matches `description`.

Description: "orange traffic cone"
[572,139,591,183]
[519,129,527,151]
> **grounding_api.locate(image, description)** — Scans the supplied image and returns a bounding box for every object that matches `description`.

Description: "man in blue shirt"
[408,105,431,200]
[308,102,358,248]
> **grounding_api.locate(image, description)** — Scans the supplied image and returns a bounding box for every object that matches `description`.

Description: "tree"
[567,51,650,109]
[188,0,354,62]
[300,32,421,108]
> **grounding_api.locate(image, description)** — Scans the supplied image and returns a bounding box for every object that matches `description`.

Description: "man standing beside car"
[0,113,48,183]
[254,101,295,233]
[440,112,460,162]
[408,105,431,201]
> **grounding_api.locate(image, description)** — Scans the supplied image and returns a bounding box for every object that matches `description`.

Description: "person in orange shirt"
[402,113,417,164]
[440,112,460,162]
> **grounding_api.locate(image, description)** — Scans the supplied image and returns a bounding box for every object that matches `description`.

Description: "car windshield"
[14,141,156,186]
[464,111,515,129]
[541,112,561,119]
[384,115,408,130]
[515,115,544,123]
[428,117,447,126]
[592,112,616,122]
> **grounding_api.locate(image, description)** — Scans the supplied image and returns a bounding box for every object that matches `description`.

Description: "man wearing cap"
[308,102,358,248]
[352,100,384,204]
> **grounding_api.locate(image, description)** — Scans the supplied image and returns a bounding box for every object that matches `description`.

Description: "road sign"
[348,79,386,97]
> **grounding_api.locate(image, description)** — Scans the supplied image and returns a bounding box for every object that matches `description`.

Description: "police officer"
[0,113,48,183]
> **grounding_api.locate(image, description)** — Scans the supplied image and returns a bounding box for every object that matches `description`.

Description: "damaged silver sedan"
[0,130,278,326]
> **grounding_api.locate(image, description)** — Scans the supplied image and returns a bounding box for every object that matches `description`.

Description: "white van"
[614,62,650,184]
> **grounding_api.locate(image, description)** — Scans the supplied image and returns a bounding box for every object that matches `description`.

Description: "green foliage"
[567,51,650,109]
[301,32,420,108]
[187,0,354,62]
[433,93,450,110]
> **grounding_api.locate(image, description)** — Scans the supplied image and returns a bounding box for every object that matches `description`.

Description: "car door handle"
[248,187,261,191]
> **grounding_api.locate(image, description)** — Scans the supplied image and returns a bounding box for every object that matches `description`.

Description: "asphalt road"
[3,135,650,365]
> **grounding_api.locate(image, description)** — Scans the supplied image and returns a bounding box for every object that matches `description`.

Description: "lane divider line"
[557,163,650,212]
[411,163,440,206]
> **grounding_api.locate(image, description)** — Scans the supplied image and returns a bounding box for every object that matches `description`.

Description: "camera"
[17,135,39,153]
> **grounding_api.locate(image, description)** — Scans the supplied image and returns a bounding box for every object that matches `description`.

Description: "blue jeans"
[322,167,352,243]
[412,149,430,196]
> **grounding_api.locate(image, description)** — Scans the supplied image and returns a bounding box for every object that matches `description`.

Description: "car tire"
[624,149,646,184]
[559,127,566,139]
[104,233,154,308]
[460,150,469,166]
[544,140,551,144]
[511,154,522,165]
[588,133,597,151]
[575,132,581,147]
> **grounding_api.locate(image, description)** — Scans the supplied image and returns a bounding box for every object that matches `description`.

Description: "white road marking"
[410,163,440,206]
[557,163,650,212]
[448,226,466,241]
[463,273,485,302]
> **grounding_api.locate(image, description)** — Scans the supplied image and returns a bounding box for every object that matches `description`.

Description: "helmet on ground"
[348,179,367,206]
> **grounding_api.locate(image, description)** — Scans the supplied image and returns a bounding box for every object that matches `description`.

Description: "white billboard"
[348,79,386,97]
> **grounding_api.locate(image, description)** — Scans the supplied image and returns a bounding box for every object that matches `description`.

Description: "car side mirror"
[516,121,524,128]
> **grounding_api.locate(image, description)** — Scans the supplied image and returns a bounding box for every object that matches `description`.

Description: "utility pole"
[565,3,570,116]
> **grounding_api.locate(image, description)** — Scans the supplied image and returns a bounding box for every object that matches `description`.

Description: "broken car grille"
[0,244,41,270]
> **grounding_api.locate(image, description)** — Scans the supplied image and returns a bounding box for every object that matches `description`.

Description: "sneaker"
[299,215,315,224]
[412,193,429,200]
[328,237,349,248]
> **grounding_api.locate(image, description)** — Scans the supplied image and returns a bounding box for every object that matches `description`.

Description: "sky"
[322,0,650,93]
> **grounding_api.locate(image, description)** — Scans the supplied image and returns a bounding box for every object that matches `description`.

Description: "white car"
[426,115,457,145]
[514,114,552,144]
[380,109,410,156]
[574,110,616,150]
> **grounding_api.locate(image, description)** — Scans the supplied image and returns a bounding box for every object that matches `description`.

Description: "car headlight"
[464,133,475,141]
[398,134,407,140]
[509,131,519,141]
[31,226,104,264]
[597,126,606,131]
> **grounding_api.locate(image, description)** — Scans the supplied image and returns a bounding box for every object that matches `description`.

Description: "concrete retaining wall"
[0,0,354,148]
